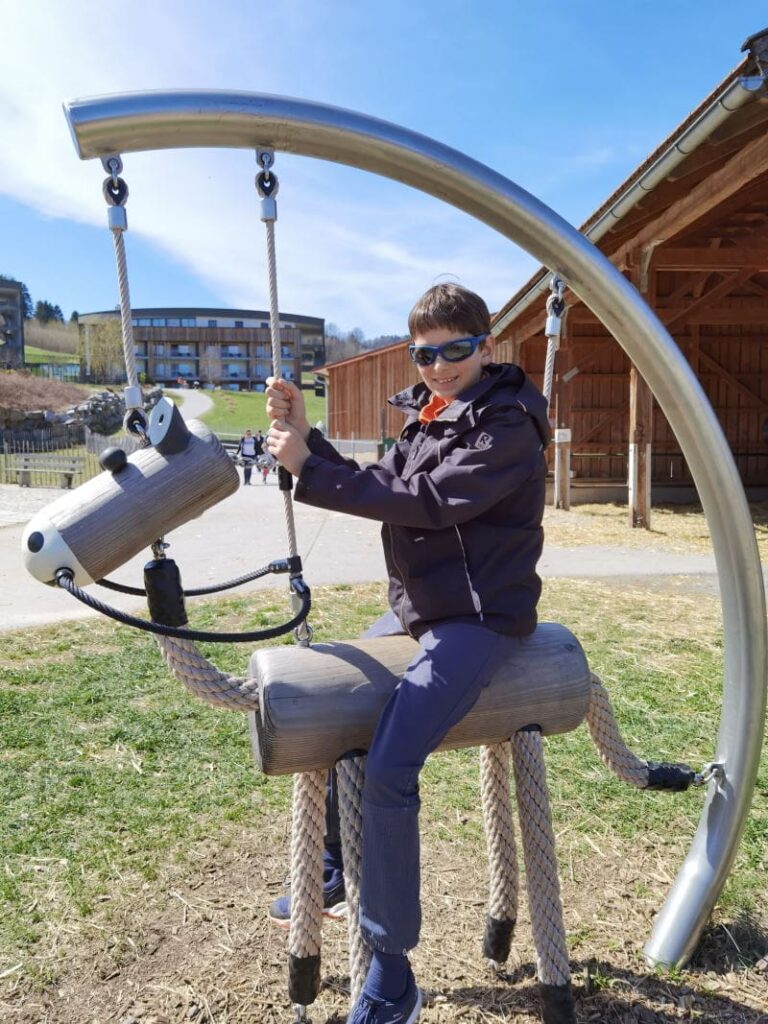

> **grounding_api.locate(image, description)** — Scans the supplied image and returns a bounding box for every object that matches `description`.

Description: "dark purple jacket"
[295,363,550,638]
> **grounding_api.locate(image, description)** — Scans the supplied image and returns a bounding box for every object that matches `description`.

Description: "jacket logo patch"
[474,432,493,450]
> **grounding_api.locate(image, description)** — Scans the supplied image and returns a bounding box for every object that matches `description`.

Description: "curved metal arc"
[64,90,766,967]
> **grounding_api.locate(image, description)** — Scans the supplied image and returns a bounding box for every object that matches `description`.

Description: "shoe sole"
[268,901,349,930]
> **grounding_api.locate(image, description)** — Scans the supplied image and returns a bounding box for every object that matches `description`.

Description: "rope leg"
[480,741,519,965]
[288,770,326,1009]
[512,728,575,1024]
[337,757,371,1003]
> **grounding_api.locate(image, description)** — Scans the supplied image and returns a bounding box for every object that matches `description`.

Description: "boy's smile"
[411,327,492,400]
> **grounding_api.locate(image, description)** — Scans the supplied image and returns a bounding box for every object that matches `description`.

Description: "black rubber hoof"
[288,953,321,1006]
[482,914,516,963]
[540,982,576,1023]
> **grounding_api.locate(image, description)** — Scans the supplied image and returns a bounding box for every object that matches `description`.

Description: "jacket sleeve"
[294,410,544,529]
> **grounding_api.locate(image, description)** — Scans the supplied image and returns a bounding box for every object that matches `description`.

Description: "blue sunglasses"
[408,335,486,367]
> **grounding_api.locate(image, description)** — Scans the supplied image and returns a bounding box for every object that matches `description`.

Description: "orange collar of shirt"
[418,393,450,424]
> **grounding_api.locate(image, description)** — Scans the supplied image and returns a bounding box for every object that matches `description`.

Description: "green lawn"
[1,578,765,986]
[196,386,326,437]
[24,346,79,366]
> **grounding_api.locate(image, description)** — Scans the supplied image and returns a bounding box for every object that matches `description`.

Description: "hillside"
[0,370,93,412]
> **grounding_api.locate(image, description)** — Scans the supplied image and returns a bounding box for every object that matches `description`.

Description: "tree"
[70,311,79,323]
[0,274,33,318]
[34,299,64,324]
[82,318,124,379]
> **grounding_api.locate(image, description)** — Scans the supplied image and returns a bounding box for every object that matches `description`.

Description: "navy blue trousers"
[327,612,508,954]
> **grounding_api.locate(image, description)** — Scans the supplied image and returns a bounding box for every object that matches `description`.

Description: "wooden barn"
[319,28,768,521]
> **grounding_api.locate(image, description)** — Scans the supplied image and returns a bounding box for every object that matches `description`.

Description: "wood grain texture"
[48,421,238,581]
[248,623,591,775]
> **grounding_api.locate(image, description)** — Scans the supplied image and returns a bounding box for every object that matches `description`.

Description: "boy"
[265,283,549,1024]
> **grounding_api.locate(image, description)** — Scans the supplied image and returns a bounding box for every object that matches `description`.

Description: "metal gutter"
[493,62,768,337]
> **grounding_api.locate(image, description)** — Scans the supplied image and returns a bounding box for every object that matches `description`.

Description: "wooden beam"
[653,247,768,271]
[661,269,755,330]
[612,131,768,266]
[569,299,768,327]
[697,349,768,412]
[640,301,768,326]
[576,402,629,446]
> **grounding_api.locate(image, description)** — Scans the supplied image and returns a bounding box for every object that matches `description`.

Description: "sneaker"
[347,971,421,1024]
[268,877,347,929]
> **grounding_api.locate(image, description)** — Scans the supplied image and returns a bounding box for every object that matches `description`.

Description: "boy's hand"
[266,418,311,477]
[265,377,310,440]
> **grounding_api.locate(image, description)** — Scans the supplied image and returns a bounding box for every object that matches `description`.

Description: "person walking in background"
[236,428,261,485]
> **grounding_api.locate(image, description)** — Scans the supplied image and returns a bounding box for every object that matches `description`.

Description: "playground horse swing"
[21,92,767,1024]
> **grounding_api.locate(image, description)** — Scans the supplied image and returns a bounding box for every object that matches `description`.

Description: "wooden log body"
[22,417,238,585]
[248,622,591,776]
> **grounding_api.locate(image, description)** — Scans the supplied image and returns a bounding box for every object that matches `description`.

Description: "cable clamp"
[694,762,725,786]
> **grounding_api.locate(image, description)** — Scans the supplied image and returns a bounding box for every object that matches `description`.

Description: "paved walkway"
[0,388,728,632]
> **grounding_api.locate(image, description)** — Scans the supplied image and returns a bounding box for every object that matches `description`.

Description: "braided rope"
[263,215,300,561]
[586,674,650,788]
[480,742,519,923]
[155,635,258,710]
[511,730,571,987]
[337,757,371,1001]
[289,770,327,960]
[542,334,558,407]
[111,227,139,396]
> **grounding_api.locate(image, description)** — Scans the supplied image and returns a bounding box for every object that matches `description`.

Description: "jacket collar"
[389,364,523,424]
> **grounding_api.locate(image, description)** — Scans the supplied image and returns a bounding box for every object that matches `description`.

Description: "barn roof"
[493,27,768,337]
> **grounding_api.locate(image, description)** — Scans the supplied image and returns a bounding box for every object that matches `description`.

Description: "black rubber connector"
[288,952,321,1006]
[540,982,576,1023]
[483,914,515,963]
[645,761,697,791]
[278,465,293,491]
[99,446,128,474]
[144,558,188,627]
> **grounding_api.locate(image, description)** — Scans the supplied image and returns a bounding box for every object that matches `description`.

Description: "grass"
[196,387,326,436]
[23,347,79,366]
[1,578,765,994]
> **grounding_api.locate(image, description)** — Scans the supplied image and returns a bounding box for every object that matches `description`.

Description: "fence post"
[554,428,571,510]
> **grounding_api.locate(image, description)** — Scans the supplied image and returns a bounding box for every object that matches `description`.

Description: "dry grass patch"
[0,370,92,412]
[544,502,768,561]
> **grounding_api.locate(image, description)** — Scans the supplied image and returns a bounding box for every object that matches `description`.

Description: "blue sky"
[0,1,762,337]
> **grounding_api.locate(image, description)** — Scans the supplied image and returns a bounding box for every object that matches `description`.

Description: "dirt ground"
[2,823,766,1024]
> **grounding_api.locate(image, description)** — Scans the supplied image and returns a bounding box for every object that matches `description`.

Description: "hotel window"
[152,318,165,326]
[208,319,218,328]
[166,318,181,327]
[234,320,244,328]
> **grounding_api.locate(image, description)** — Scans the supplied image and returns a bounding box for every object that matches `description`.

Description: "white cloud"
[0,1,542,335]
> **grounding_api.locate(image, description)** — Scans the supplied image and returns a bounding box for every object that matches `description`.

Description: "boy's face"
[411,327,492,400]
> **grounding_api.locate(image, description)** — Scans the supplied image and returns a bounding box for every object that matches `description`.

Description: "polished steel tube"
[65,90,766,967]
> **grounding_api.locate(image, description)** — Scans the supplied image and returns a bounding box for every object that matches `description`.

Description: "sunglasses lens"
[410,346,435,366]
[441,340,474,361]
